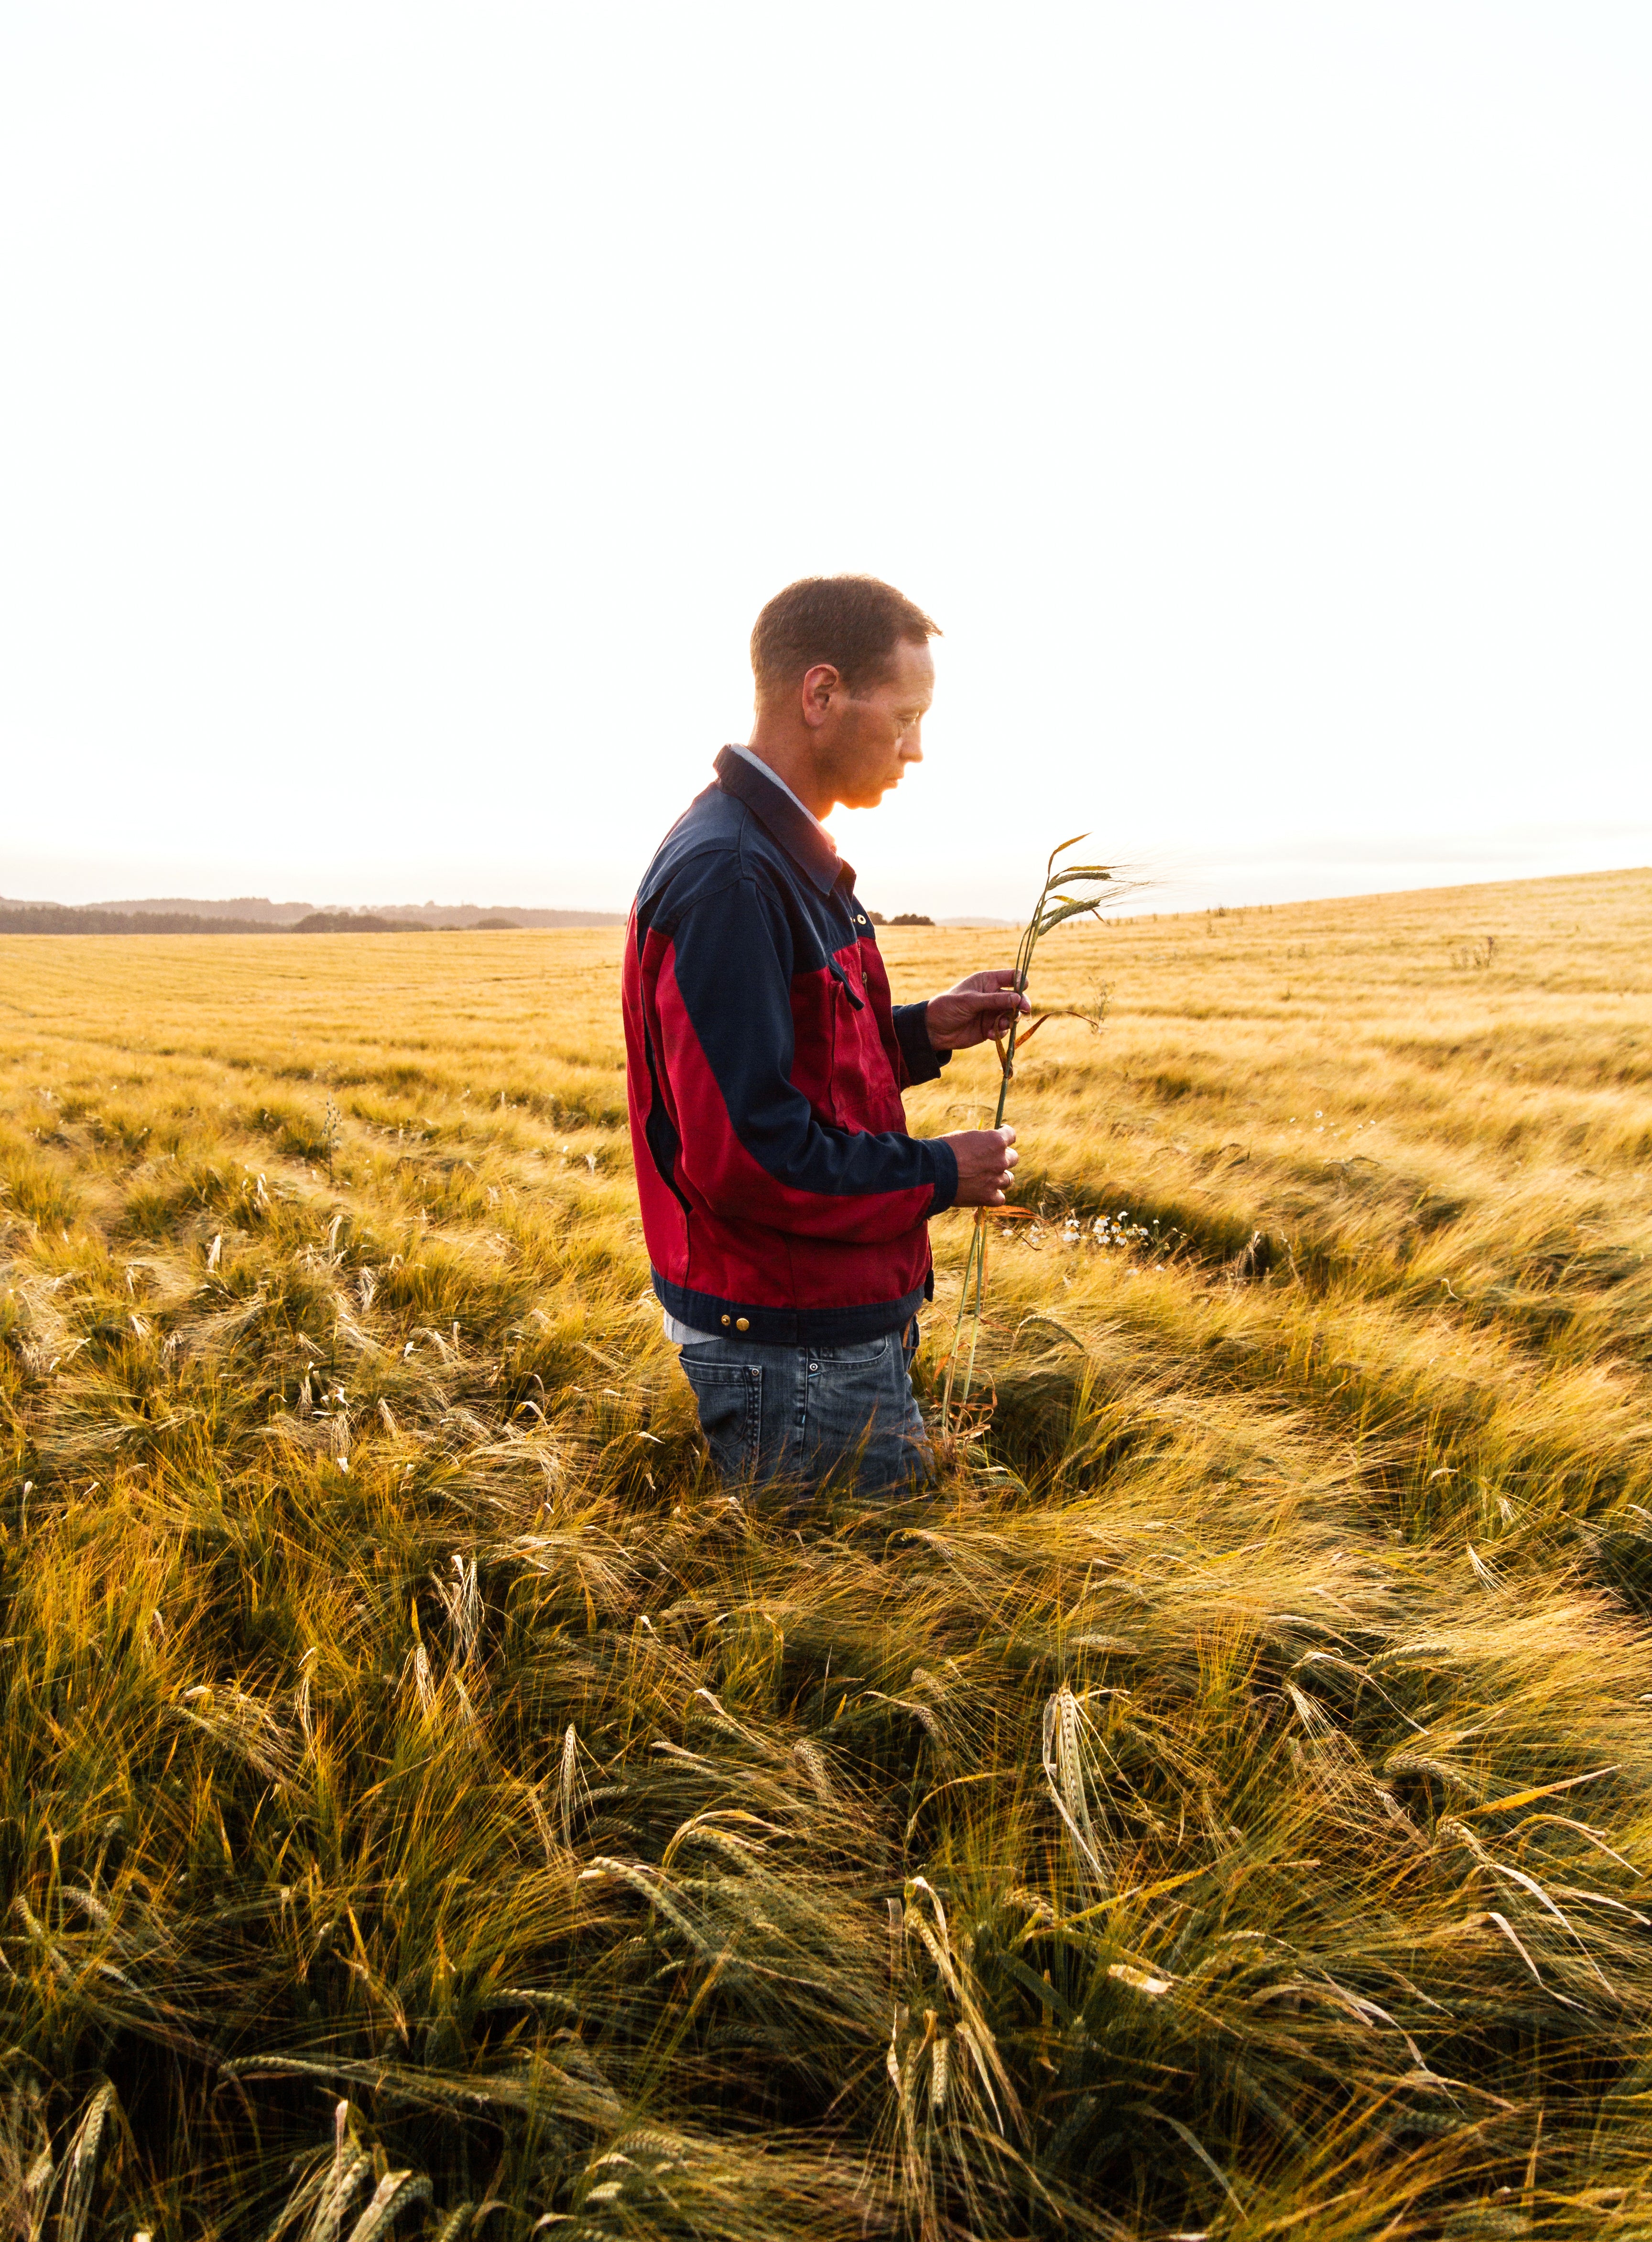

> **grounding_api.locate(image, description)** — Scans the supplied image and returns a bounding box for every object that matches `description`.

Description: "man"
[621,575,1026,1496]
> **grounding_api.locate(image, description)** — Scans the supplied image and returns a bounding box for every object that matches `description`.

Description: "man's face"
[813,637,935,811]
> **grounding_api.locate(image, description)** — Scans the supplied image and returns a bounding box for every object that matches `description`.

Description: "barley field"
[2,866,1651,2239]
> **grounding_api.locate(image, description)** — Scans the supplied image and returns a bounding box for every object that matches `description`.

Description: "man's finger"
[964,971,1031,1005]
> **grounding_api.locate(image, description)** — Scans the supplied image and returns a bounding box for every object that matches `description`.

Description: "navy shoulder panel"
[637,776,850,971]
[636,783,751,932]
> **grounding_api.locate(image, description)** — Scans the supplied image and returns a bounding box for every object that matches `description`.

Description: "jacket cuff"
[926,1137,960,1215]
[893,1001,950,1085]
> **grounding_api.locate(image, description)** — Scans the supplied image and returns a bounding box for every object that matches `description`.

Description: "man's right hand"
[943,1126,1019,1206]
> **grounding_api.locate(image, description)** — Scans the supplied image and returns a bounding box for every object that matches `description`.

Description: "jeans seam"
[745,1364,763,1466]
[793,1349,811,1477]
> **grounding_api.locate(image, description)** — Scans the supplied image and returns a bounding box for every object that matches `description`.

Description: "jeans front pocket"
[802,1337,929,1496]
[679,1356,764,1480]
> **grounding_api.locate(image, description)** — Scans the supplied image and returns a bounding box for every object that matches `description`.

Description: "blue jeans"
[679,1322,932,1498]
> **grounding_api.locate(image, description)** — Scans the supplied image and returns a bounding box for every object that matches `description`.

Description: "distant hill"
[98,895,315,924]
[0,895,627,935]
[354,902,627,929]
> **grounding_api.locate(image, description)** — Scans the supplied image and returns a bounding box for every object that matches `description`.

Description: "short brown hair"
[750,576,940,701]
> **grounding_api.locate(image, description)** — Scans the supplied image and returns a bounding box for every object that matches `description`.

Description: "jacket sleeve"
[654,876,959,1243]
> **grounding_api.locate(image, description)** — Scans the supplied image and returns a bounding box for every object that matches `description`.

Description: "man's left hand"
[925,970,1032,1052]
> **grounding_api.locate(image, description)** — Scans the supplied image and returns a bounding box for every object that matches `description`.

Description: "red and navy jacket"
[623,747,959,1346]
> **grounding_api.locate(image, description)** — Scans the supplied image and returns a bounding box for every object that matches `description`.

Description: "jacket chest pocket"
[826,962,902,1130]
[789,971,843,1122]
[826,958,865,1011]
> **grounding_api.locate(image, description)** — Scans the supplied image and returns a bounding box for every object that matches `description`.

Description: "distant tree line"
[0,904,296,937]
[864,911,934,927]
[0,905,607,937]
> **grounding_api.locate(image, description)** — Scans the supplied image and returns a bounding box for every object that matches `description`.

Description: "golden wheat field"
[2,865,1651,2239]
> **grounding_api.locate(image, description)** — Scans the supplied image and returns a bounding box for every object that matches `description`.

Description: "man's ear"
[800,663,841,730]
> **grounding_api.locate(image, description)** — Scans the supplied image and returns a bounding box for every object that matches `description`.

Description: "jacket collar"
[714,746,853,897]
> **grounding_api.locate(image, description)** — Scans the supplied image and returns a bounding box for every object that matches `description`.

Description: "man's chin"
[836,774,904,811]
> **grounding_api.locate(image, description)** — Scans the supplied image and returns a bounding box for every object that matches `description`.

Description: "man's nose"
[902,724,924,763]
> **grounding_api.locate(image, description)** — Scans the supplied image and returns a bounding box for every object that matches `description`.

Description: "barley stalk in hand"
[939,835,1119,1432]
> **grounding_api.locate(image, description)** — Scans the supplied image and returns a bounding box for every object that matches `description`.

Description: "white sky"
[3,2,1649,919]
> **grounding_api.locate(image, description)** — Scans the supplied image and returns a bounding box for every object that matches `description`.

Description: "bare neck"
[741,718,833,819]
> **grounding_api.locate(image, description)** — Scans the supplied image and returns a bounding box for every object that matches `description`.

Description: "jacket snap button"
[735,1317,750,1332]
[720,1314,731,1327]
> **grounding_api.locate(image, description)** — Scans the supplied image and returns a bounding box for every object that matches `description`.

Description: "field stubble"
[1,865,1651,2238]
